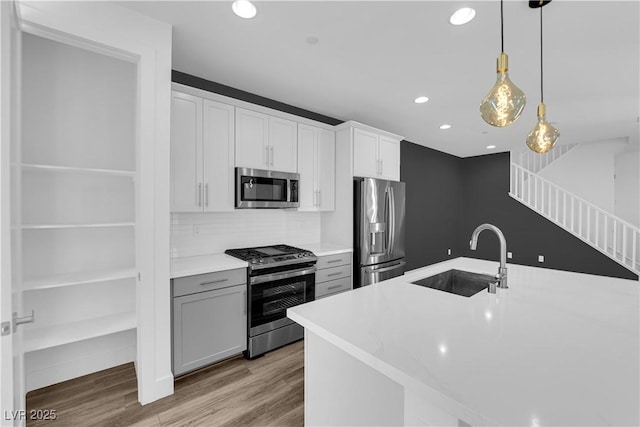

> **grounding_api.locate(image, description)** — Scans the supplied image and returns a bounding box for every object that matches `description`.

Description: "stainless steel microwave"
[235,167,299,209]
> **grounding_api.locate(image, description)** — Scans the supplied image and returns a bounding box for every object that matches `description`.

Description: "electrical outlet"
[447,248,452,256]
[507,251,513,259]
[538,255,545,263]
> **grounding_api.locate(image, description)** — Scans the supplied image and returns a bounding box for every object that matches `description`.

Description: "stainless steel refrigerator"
[354,177,406,287]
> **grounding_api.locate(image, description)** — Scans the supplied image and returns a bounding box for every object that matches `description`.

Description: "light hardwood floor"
[26,340,304,427]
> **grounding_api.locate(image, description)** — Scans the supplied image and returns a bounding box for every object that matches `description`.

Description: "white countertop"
[170,253,248,278]
[300,243,352,257]
[288,257,639,426]
[170,243,351,278]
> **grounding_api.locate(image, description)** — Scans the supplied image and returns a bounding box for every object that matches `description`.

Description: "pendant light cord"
[540,4,544,103]
[500,0,504,52]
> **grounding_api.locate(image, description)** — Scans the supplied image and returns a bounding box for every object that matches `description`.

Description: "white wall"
[171,211,321,257]
[614,151,640,226]
[539,138,628,213]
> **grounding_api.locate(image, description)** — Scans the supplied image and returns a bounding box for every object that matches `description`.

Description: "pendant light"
[479,0,526,127]
[526,0,560,153]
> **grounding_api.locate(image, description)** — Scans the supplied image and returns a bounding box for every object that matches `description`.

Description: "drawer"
[173,268,246,297]
[315,277,351,298]
[316,252,352,270]
[316,264,351,284]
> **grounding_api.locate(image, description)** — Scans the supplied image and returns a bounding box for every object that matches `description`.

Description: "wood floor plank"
[26,341,305,426]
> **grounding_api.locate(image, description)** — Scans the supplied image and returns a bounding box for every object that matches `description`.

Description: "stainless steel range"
[225,244,317,358]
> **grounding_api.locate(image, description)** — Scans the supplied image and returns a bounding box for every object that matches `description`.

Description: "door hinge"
[1,321,10,336]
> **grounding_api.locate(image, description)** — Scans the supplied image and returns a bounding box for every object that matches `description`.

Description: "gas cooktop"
[225,244,317,271]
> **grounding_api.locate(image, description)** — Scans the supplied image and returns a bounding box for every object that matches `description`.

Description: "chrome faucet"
[469,223,508,292]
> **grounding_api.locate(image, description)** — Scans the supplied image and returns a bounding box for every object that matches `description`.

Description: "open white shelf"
[20,163,135,177]
[23,312,136,353]
[22,268,137,291]
[20,222,135,230]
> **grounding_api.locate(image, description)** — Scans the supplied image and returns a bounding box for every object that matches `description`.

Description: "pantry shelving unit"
[17,33,138,391]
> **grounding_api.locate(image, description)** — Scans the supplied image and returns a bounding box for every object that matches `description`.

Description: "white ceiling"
[120,0,639,158]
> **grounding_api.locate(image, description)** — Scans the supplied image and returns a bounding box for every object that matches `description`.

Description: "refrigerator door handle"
[364,260,406,274]
[388,186,396,255]
[385,187,392,254]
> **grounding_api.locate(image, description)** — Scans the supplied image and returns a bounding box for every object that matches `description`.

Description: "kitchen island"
[287,258,639,426]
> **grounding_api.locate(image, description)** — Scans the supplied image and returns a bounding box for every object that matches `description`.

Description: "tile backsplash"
[171,210,322,258]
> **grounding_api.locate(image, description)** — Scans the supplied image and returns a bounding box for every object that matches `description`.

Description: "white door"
[297,124,317,210]
[269,116,297,173]
[235,108,269,170]
[353,128,379,178]
[378,136,400,181]
[1,1,25,421]
[170,91,203,212]
[202,99,234,212]
[317,129,335,211]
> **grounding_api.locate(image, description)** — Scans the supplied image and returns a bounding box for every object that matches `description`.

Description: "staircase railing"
[510,162,639,274]
[516,143,578,173]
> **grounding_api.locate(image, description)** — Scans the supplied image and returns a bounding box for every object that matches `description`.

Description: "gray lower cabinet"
[315,252,352,299]
[172,268,247,376]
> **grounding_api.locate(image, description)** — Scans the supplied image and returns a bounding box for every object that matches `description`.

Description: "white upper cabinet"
[235,108,269,170]
[202,99,235,211]
[377,135,400,181]
[269,117,298,173]
[297,124,335,211]
[352,126,401,181]
[171,91,235,212]
[236,107,297,173]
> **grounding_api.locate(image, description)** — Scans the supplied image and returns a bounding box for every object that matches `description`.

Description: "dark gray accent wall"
[458,152,637,280]
[401,141,637,280]
[400,141,464,272]
[172,70,342,126]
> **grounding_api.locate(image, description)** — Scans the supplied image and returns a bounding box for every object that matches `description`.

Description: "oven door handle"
[249,266,317,285]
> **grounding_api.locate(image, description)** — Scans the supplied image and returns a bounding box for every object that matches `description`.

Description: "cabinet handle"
[205,183,209,207]
[327,272,342,278]
[200,278,228,286]
[197,183,202,207]
[265,146,270,166]
[318,190,321,207]
[270,146,274,166]
[326,259,342,264]
[314,190,318,207]
[380,159,384,175]
[327,284,343,291]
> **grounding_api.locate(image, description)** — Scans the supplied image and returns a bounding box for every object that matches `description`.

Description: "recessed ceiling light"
[232,0,257,19]
[486,145,497,149]
[414,96,429,104]
[450,7,476,26]
[440,124,452,130]
[306,36,319,45]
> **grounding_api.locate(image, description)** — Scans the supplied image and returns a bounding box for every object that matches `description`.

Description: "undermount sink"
[411,269,495,297]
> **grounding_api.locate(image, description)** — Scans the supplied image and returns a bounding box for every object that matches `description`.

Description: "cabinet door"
[378,136,400,181]
[269,116,297,173]
[202,100,235,212]
[317,129,335,211]
[173,284,247,376]
[297,124,317,210]
[353,128,379,179]
[170,91,203,212]
[235,107,269,170]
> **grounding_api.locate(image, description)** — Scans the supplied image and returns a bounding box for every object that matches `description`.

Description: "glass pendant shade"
[480,53,527,127]
[526,103,560,153]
